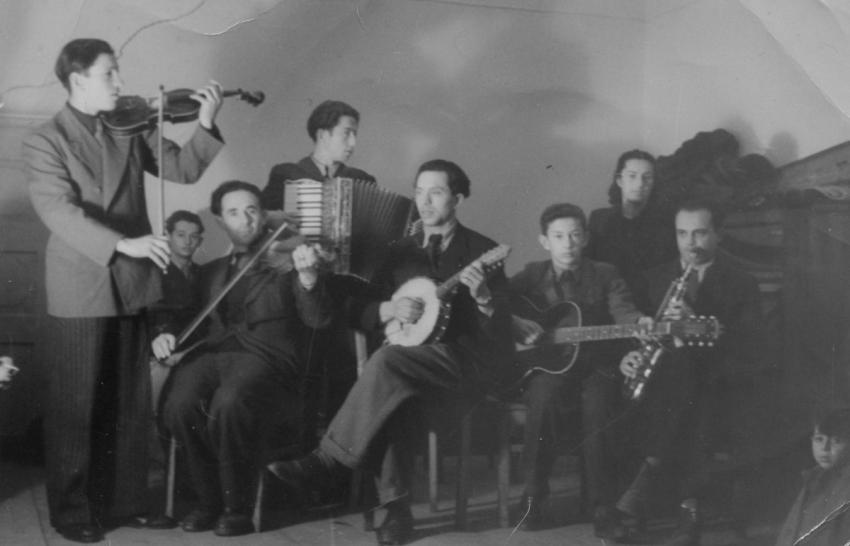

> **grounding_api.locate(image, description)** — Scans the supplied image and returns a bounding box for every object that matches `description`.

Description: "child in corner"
[775,407,850,546]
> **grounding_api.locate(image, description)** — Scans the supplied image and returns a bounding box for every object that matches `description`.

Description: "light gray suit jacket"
[23,104,223,317]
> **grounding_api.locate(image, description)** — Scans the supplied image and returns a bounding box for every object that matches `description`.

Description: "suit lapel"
[297,156,323,180]
[100,130,132,210]
[56,107,102,184]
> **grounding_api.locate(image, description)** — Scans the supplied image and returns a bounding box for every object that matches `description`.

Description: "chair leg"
[428,430,439,513]
[165,437,177,519]
[253,469,265,532]
[497,408,511,528]
[454,414,471,530]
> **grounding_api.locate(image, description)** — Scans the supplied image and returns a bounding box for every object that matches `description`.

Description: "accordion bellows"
[283,177,414,280]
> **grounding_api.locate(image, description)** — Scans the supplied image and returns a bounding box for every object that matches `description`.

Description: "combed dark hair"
[814,407,850,439]
[415,159,471,198]
[165,210,204,235]
[607,149,656,206]
[306,100,360,141]
[210,181,263,216]
[675,198,726,230]
[54,38,114,91]
[539,203,587,234]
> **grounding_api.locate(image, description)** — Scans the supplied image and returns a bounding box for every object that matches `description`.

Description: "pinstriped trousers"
[43,315,150,527]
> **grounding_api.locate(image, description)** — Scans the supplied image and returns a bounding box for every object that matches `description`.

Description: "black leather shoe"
[180,508,219,532]
[267,450,342,500]
[214,510,254,537]
[56,523,104,543]
[514,496,549,531]
[375,502,414,545]
[663,503,701,546]
[593,505,627,540]
[143,513,178,529]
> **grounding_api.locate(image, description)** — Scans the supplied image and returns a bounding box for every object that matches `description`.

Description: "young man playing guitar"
[267,159,514,545]
[510,203,650,531]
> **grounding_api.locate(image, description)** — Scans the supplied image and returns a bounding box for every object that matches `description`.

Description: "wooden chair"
[427,398,526,529]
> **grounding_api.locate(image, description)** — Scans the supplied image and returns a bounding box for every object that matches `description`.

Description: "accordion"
[282,177,414,280]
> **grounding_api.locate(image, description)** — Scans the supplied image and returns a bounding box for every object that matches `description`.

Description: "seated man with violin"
[23,38,223,543]
[267,159,514,545]
[152,181,332,537]
[510,203,650,531]
[605,199,762,546]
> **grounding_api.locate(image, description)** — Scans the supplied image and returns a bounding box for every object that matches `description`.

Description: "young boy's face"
[812,428,850,470]
[539,217,587,271]
[167,220,203,261]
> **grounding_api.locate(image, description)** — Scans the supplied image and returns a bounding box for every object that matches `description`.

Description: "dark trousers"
[43,315,150,528]
[633,348,727,501]
[162,351,300,512]
[521,366,623,507]
[320,343,482,504]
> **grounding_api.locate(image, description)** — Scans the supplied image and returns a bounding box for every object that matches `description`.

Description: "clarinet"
[624,264,694,401]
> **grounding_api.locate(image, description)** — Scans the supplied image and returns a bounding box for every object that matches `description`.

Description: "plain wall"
[2,0,849,271]
[1,0,648,271]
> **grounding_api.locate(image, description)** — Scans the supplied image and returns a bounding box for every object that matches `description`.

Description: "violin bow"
[173,221,291,349]
[157,85,166,236]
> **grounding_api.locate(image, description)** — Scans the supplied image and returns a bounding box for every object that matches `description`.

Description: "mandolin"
[384,244,511,346]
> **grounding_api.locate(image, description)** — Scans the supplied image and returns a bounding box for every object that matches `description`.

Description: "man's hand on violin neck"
[116,235,171,271]
[192,80,223,129]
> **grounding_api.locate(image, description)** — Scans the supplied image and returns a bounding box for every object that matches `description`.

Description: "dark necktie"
[684,267,699,304]
[427,234,443,270]
[554,269,577,301]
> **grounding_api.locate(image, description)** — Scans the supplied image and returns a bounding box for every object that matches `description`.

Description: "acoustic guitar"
[513,297,720,380]
[384,244,511,346]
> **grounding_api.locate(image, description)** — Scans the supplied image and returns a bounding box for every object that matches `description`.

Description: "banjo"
[384,244,511,346]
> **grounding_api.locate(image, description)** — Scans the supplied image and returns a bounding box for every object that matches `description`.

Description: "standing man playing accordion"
[601,199,763,546]
[261,99,375,209]
[261,100,378,464]
[268,159,514,546]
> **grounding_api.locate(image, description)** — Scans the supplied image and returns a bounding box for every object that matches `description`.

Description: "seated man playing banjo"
[267,159,514,546]
[510,202,650,531]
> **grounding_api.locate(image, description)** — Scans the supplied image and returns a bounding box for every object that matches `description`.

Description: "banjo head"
[385,277,442,346]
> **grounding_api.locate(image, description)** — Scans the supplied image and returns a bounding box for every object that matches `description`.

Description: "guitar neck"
[544,322,672,346]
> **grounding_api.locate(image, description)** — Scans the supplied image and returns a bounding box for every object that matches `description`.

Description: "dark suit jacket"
[261,155,375,210]
[586,206,676,307]
[637,254,763,381]
[181,256,332,378]
[352,223,514,385]
[24,104,223,317]
[149,261,203,338]
[775,463,850,546]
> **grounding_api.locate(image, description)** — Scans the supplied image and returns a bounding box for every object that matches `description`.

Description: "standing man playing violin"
[154,181,331,537]
[268,159,514,545]
[23,38,223,543]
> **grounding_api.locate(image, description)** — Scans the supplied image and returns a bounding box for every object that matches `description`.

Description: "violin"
[102,87,264,136]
